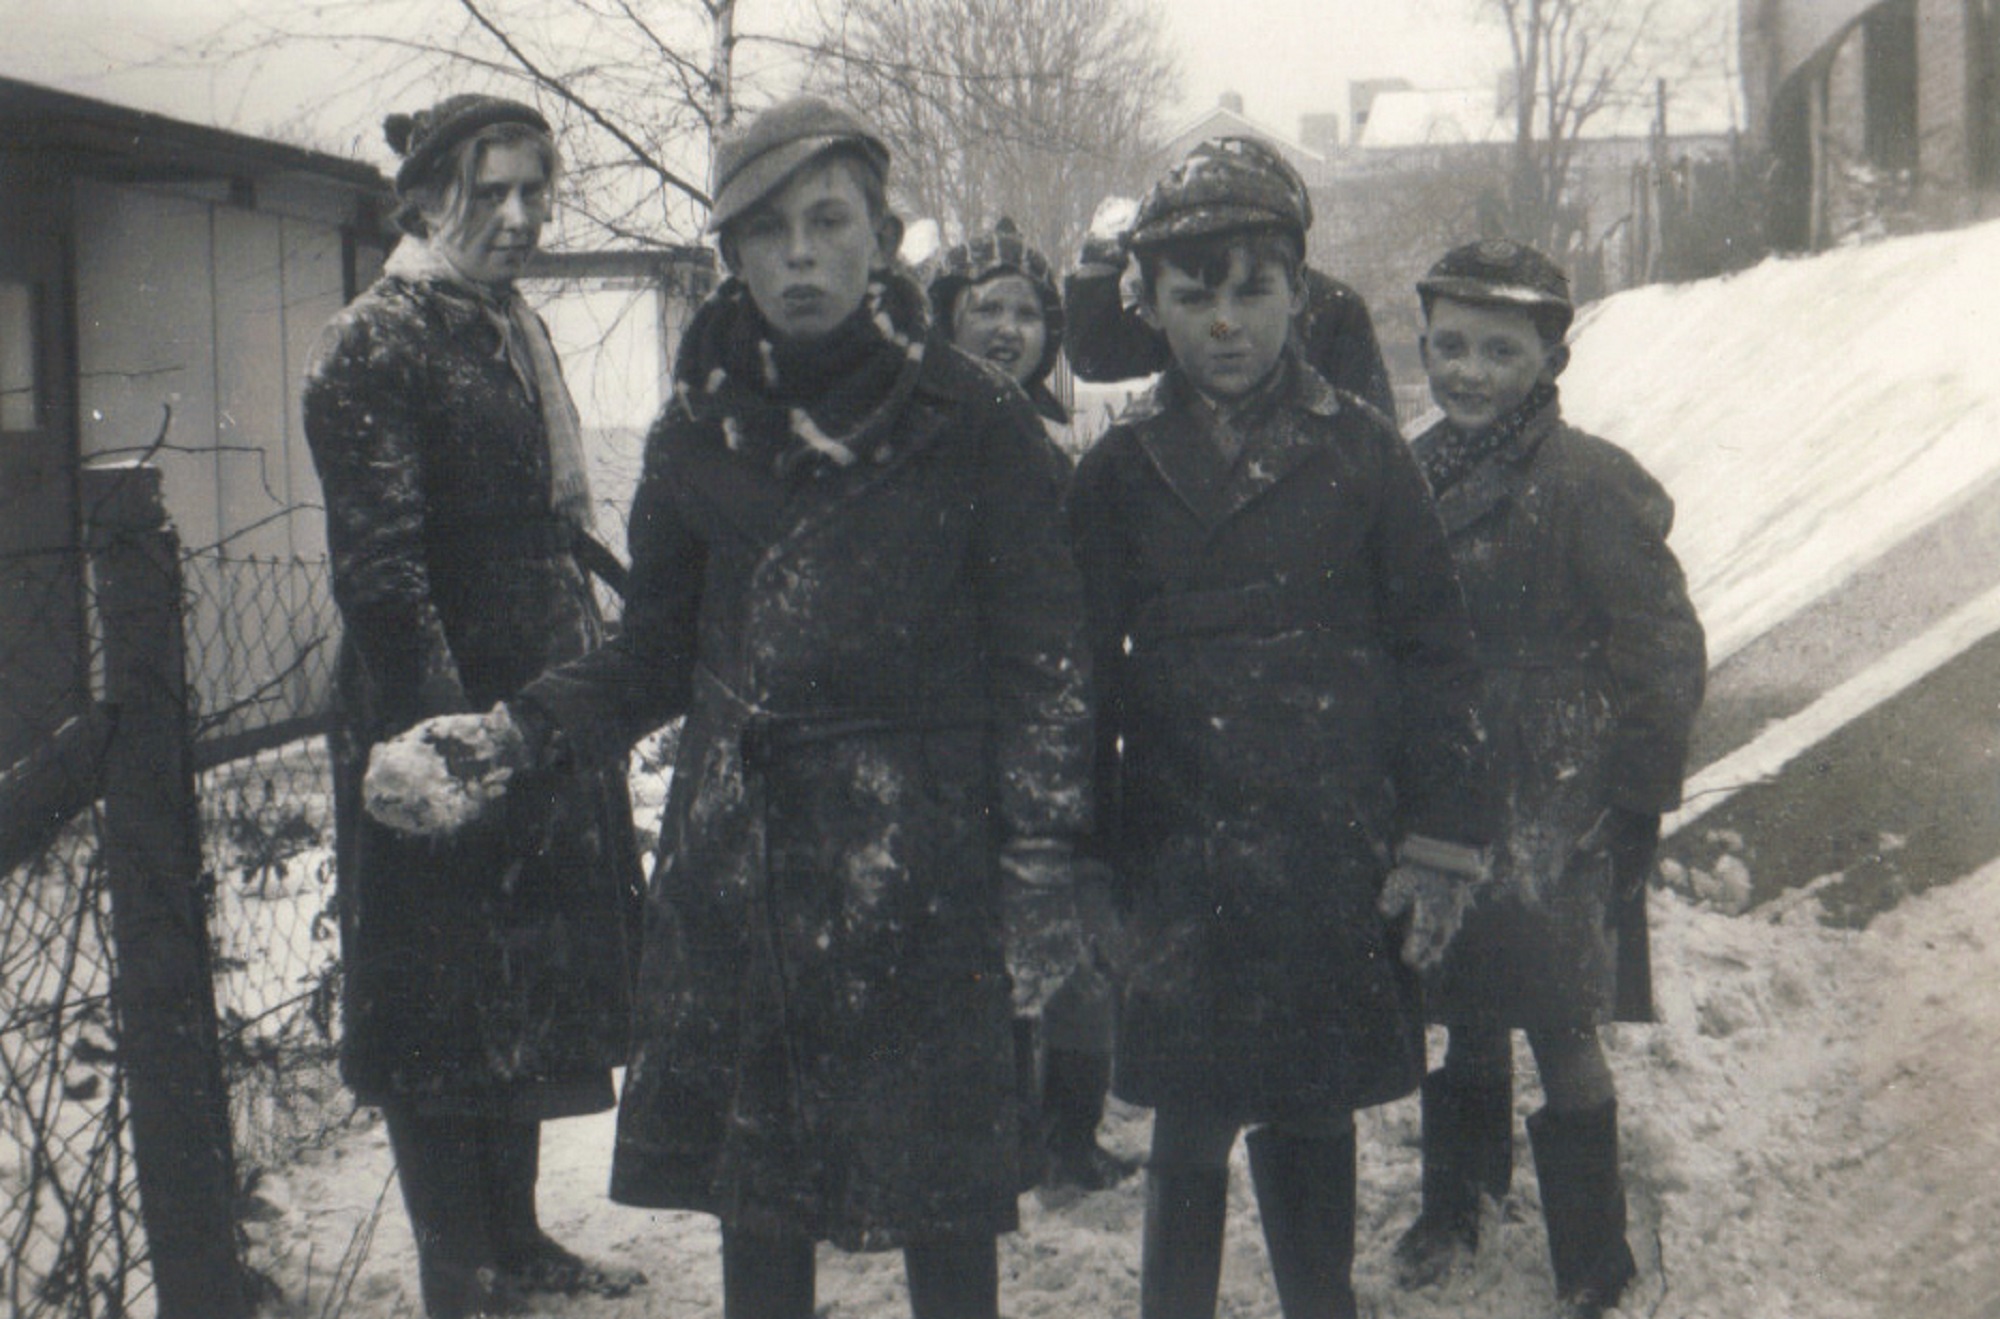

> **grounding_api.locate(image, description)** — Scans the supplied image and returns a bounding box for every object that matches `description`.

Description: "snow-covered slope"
[1564,221,2000,668]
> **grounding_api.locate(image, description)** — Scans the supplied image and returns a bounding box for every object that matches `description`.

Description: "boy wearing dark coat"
[1063,137,1396,419]
[494,98,1095,1319]
[1068,139,1491,1319]
[1390,240,1705,1319]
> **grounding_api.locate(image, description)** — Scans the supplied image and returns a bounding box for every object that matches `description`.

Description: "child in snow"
[433,96,1094,1319]
[1063,136,1396,418]
[1066,137,1491,1319]
[1391,240,1705,1319]
[302,94,645,1318]
[926,218,1136,1192]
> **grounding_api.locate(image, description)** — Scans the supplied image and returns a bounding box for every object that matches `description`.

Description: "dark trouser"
[384,1107,543,1318]
[720,1228,999,1319]
[1527,1099,1637,1315]
[1142,1107,1358,1319]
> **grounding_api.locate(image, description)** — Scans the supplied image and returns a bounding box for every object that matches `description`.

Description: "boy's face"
[1420,297,1561,432]
[1146,246,1301,401]
[952,273,1047,385]
[729,159,894,341]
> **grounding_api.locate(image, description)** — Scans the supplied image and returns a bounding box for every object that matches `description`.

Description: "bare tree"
[801,0,1180,265]
[1483,0,1723,257]
[187,0,777,248]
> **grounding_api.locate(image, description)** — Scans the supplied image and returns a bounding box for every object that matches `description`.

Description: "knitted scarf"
[1420,380,1559,494]
[383,236,596,532]
[673,271,930,480]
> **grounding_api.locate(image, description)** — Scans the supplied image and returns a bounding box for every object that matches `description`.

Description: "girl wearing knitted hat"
[302,95,646,1316]
[927,220,1138,1195]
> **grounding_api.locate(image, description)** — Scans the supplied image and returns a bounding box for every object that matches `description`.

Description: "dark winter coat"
[1068,359,1488,1121]
[1411,399,1705,1028]
[303,273,641,1113]
[520,340,1093,1250]
[1063,263,1397,418]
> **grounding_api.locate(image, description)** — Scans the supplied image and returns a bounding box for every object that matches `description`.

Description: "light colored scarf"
[384,236,595,532]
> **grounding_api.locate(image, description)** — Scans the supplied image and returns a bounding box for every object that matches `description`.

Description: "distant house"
[1156,92,1334,186]
[1740,0,2000,246]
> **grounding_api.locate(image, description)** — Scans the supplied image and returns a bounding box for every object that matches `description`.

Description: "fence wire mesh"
[1,534,151,1319]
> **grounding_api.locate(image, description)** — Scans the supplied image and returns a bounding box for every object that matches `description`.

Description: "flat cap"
[708,96,890,232]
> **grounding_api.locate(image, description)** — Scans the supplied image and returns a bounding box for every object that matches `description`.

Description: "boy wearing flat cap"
[1067,138,1491,1319]
[509,95,1095,1319]
[1389,239,1704,1319]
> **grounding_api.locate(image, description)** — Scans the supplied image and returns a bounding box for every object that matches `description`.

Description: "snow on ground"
[249,864,2000,1319]
[1563,219,2000,667]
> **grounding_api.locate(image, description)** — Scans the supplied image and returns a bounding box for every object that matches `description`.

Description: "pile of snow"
[1564,220,2000,666]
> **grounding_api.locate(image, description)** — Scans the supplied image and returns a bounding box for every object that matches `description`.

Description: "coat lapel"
[1131,361,1341,531]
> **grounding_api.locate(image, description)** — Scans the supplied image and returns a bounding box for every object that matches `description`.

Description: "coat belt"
[1127,582,1371,647]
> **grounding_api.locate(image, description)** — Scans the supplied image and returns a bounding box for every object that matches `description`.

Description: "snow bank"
[1563,221,2000,666]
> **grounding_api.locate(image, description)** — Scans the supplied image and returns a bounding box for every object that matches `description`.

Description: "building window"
[1863,0,1919,171]
[0,280,37,432]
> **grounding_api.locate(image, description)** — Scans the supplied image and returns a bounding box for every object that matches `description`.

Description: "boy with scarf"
[496,97,1095,1319]
[1067,139,1491,1319]
[1392,240,1704,1319]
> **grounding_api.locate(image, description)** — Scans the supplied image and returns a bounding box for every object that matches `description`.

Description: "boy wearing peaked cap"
[1065,136,1396,418]
[1067,138,1492,1319]
[504,94,1096,1319]
[1390,239,1704,1318]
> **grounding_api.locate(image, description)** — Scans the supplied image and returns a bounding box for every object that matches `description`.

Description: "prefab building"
[0,75,396,768]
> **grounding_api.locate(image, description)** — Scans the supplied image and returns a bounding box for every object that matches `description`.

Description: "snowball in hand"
[362,705,527,836]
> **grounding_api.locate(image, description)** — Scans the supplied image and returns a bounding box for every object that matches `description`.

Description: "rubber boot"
[1246,1126,1359,1319]
[1393,1068,1514,1288]
[721,1227,816,1319]
[1140,1164,1231,1319]
[483,1119,645,1298]
[904,1233,1000,1319]
[1527,1101,1637,1318]
[1043,1046,1138,1190]
[384,1108,514,1318]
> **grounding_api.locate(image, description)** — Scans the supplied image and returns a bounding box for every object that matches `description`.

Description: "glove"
[1077,195,1138,270]
[362,702,529,836]
[1604,807,1662,904]
[1377,834,1486,973]
[1073,857,1134,980]
[1000,838,1083,1017]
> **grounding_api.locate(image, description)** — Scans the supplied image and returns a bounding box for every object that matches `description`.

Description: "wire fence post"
[83,462,250,1319]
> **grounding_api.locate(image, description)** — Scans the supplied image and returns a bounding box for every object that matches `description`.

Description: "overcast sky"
[3,0,1514,152]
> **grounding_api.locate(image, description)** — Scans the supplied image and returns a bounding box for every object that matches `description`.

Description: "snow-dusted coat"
[1068,360,1488,1120]
[1063,264,1397,418]
[1411,400,1705,1027]
[520,344,1093,1250]
[303,273,641,1111]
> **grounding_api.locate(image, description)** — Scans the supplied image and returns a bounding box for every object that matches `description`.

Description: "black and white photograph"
[1,1,1995,1316]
